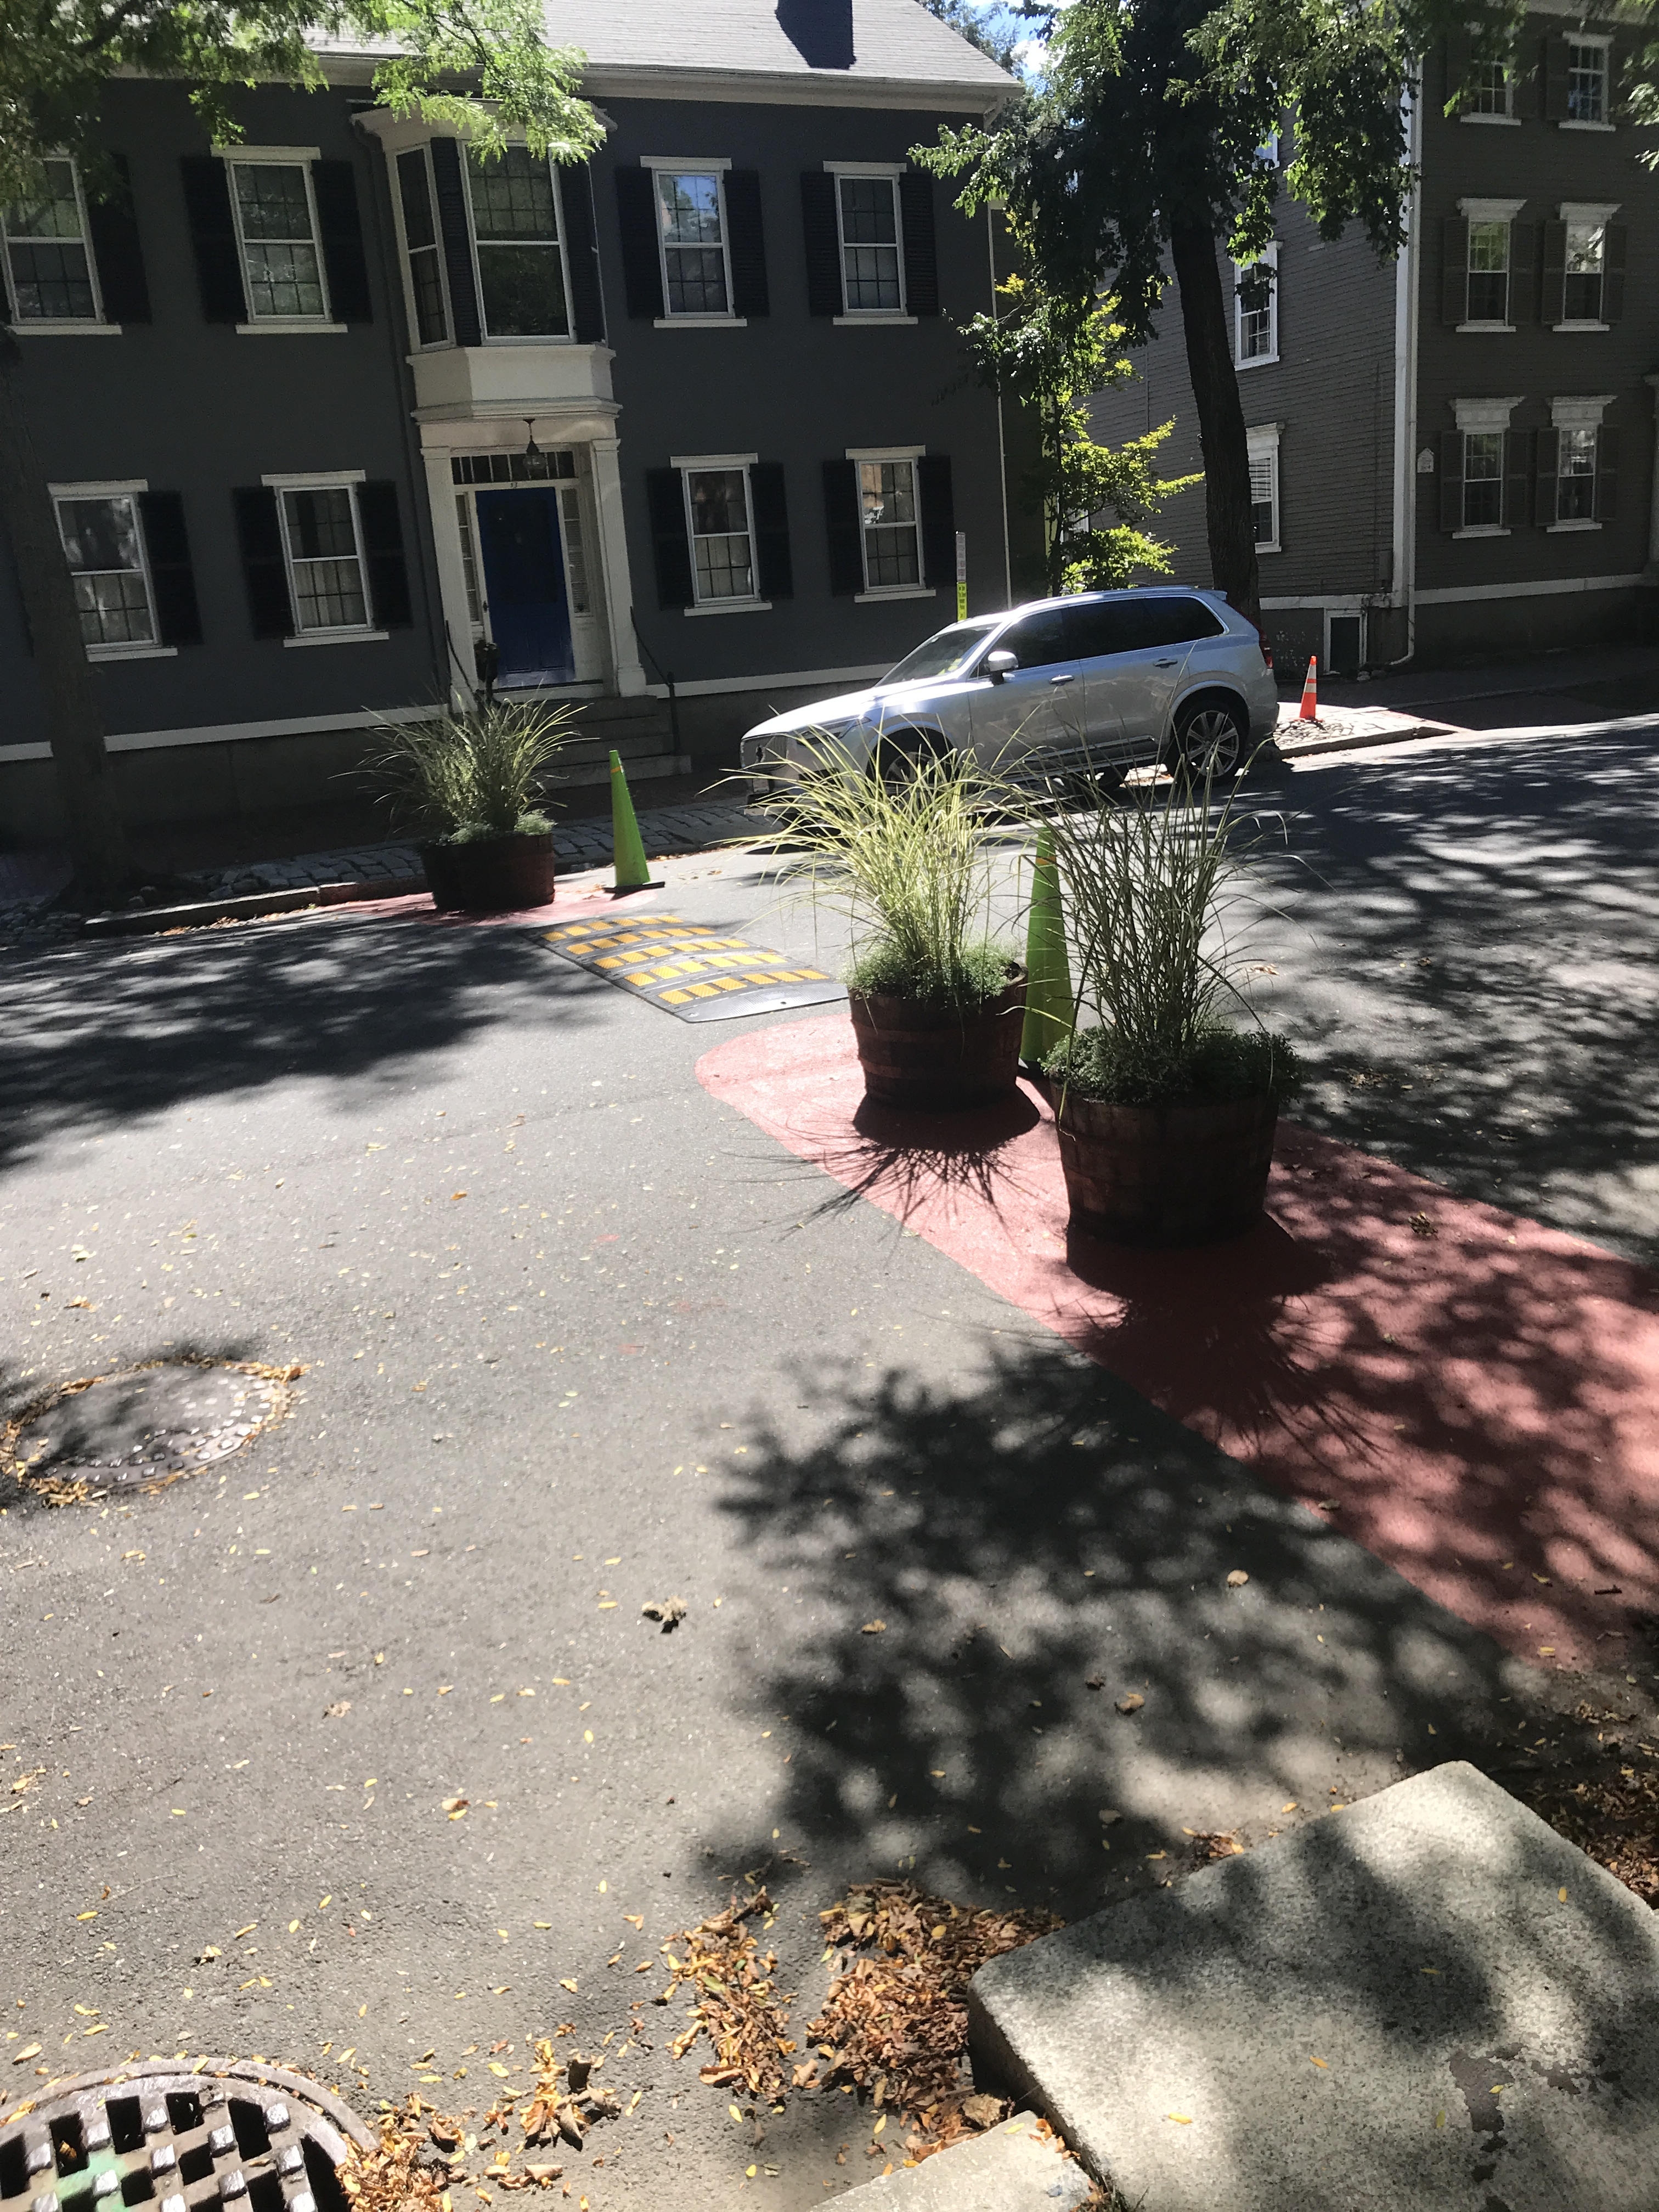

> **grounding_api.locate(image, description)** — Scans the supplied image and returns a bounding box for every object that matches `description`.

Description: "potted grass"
[763,736,1026,1109]
[363,701,578,913]
[1042,766,1301,1246]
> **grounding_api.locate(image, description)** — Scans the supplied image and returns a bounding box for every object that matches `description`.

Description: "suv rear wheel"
[1172,696,1246,783]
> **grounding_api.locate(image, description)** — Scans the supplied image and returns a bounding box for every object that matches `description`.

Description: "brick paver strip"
[697,1013,1659,1673]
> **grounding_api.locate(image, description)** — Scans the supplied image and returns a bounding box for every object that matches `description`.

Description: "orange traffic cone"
[1299,655,1318,721]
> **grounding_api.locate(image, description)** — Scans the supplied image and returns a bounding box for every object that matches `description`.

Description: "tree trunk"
[0,332,131,910]
[1169,220,1262,629]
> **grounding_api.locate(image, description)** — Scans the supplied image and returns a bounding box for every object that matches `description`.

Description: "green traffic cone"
[1021,825,1074,1066]
[608,749,659,893]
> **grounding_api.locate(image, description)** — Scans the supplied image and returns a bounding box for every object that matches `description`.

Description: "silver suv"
[740,586,1277,792]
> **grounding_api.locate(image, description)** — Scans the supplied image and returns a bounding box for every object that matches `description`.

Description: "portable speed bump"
[535,912,845,1023]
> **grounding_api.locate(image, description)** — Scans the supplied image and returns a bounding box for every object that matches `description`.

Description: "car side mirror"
[983,649,1017,684]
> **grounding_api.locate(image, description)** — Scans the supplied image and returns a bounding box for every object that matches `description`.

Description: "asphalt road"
[4,716,1658,2209]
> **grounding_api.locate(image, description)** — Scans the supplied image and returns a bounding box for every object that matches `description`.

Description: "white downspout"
[1387,78,1422,667]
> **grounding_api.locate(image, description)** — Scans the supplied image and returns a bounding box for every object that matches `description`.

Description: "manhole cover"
[0,2062,371,2212]
[2,1361,301,1504]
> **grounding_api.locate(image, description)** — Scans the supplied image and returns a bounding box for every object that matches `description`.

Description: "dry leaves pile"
[340,2103,452,2212]
[660,1888,797,2100]
[521,2040,620,2149]
[804,1882,1062,2155]
[1522,1707,1659,1905]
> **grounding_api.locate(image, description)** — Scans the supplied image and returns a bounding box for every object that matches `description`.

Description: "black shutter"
[899,173,939,316]
[1542,35,1568,120]
[86,154,150,323]
[1602,225,1627,322]
[822,459,862,594]
[749,462,792,601]
[561,165,606,342]
[1595,427,1618,521]
[916,455,955,586]
[1444,29,1471,106]
[724,169,769,318]
[137,491,200,645]
[1533,428,1559,526]
[428,137,482,346]
[646,469,693,608]
[358,481,413,629]
[1539,221,1566,323]
[233,486,293,639]
[180,155,247,323]
[1508,218,1534,325]
[616,168,665,319]
[1503,429,1532,528]
[1438,432,1464,532]
[800,171,842,315]
[1440,218,1468,324]
[312,159,373,323]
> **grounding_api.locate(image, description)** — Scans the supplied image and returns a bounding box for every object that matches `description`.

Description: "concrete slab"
[969,1763,1659,2212]
[833,2115,1094,2210]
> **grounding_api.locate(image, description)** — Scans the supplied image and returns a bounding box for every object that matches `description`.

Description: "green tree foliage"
[961,274,1199,594]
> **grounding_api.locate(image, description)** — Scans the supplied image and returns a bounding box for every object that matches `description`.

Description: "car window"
[995,608,1069,670]
[881,618,1000,685]
[1066,595,1226,656]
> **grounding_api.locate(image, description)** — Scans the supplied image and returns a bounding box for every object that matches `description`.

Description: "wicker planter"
[419,830,556,915]
[1056,1089,1279,1248]
[849,968,1027,1110]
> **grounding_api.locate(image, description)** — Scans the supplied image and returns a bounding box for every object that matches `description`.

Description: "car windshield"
[878,618,1000,687]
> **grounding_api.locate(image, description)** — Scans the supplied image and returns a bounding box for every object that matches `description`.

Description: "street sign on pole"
[955,530,967,621]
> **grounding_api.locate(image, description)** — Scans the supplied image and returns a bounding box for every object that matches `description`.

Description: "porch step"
[832,2115,1093,2211]
[968,1762,1659,2212]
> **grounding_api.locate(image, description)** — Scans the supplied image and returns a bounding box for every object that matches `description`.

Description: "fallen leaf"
[560,1979,578,1995]
[860,1621,887,1635]
[961,2095,1002,2129]
[1115,1693,1144,1715]
[1098,1809,1122,1826]
[641,1599,687,1633]
[1226,1570,1249,1589]
[1309,2056,1328,2069]
[324,1702,352,1719]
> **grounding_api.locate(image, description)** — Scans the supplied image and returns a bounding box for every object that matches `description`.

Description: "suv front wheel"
[1171,695,1246,783]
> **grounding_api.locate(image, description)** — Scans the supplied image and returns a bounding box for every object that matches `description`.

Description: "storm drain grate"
[0,2063,371,2212]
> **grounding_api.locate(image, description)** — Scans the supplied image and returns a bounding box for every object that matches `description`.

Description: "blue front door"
[475,488,574,686]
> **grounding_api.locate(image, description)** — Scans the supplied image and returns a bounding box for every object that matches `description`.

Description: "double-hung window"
[268,476,373,636]
[1247,425,1281,552]
[396,148,448,345]
[1556,427,1597,521]
[836,172,904,313]
[225,155,329,323]
[1466,219,1510,322]
[681,461,757,605]
[2,159,101,325]
[1564,220,1607,321]
[54,488,156,652]
[1566,38,1610,125]
[656,170,731,317]
[854,454,923,592]
[1462,431,1504,528]
[467,146,570,338]
[1467,59,1514,117]
[1233,247,1278,367]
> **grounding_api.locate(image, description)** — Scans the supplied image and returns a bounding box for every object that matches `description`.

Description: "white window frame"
[2,155,115,334]
[825,161,915,327]
[390,142,452,352]
[1233,244,1279,369]
[1450,396,1520,539]
[1561,34,1615,131]
[845,443,932,603]
[641,156,741,328]
[1246,424,1281,555]
[48,477,175,661]
[670,450,768,614]
[1547,393,1615,533]
[1458,197,1525,332]
[1462,57,1519,124]
[216,146,342,335]
[260,468,386,646]
[464,142,575,346]
[1556,200,1619,331]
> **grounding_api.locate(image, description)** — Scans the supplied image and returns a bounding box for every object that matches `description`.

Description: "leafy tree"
[917,0,1028,75]
[962,274,1199,594]
[0,0,600,907]
[916,0,1525,630]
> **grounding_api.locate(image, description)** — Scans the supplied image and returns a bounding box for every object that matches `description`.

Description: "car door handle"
[1049,673,1075,685]
[1154,657,1179,667]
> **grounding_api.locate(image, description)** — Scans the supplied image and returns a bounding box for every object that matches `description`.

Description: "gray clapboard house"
[1086,5,1659,678]
[0,0,1014,840]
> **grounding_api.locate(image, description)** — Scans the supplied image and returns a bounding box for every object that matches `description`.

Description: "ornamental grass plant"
[759,735,1017,1007]
[1043,762,1300,1105]
[363,700,580,842]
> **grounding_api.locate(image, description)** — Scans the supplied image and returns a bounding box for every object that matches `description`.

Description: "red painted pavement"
[698,1013,1659,1674]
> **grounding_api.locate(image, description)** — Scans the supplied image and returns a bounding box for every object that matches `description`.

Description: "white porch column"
[588,436,648,696]
[422,447,480,709]
[1645,375,1659,582]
